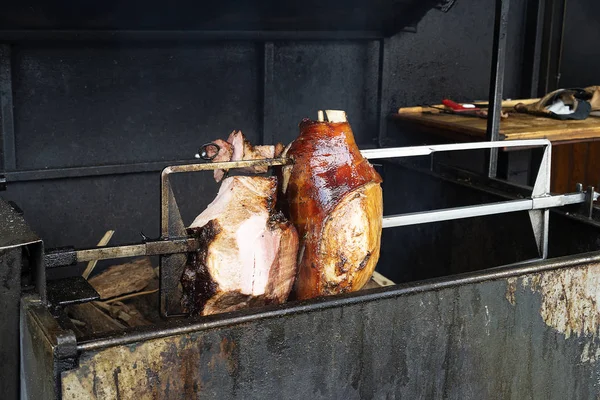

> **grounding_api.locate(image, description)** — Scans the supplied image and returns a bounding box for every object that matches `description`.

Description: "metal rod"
[486,0,511,178]
[360,139,551,160]
[376,38,387,147]
[521,0,545,98]
[0,44,16,172]
[5,159,203,183]
[262,42,275,144]
[76,244,146,262]
[382,192,587,229]
[162,158,289,175]
[75,239,199,263]
[0,30,385,42]
[5,141,547,183]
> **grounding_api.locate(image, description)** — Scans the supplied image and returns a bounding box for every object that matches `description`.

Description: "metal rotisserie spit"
[2,0,600,398]
[5,121,600,398]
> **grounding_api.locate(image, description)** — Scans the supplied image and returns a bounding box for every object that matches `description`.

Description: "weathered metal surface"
[0,198,40,251]
[46,276,100,307]
[60,253,600,399]
[509,262,600,340]
[0,199,43,400]
[21,296,78,400]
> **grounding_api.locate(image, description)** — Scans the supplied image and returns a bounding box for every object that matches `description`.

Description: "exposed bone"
[324,110,347,122]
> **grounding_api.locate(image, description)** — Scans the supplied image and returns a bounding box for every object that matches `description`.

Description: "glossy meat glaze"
[284,119,383,299]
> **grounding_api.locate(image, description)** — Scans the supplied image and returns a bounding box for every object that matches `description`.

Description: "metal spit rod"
[381,192,589,229]
[49,138,593,267]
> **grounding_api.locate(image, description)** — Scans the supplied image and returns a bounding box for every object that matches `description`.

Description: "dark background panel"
[559,0,600,88]
[0,0,438,34]
[13,44,259,170]
[2,174,160,248]
[269,41,379,145]
[1,0,534,255]
[380,0,527,128]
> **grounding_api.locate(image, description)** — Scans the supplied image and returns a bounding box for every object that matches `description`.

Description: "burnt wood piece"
[88,257,155,300]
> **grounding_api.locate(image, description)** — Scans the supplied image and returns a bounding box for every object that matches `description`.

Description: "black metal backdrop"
[0,0,533,252]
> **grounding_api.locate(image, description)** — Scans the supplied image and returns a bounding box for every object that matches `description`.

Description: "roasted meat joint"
[182,110,383,315]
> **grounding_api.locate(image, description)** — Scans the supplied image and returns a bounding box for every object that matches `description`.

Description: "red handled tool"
[442,99,481,113]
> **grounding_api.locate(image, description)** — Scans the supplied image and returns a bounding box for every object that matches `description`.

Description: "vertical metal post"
[521,0,545,98]
[376,38,388,147]
[261,42,275,144]
[366,40,382,145]
[486,0,511,178]
[538,0,567,95]
[0,44,16,189]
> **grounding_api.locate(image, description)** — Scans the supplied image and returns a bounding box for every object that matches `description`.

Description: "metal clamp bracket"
[155,138,596,316]
[362,139,599,260]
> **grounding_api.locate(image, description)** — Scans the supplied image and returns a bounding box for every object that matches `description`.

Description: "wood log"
[105,302,152,327]
[65,302,125,335]
[88,257,155,300]
[126,279,162,324]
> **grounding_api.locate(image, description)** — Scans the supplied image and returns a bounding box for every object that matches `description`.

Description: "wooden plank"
[505,129,600,142]
[65,302,126,335]
[393,113,489,138]
[586,142,600,188]
[395,107,600,143]
[397,98,540,114]
[551,144,572,193]
[571,143,589,190]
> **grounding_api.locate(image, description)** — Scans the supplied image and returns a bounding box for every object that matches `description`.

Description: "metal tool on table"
[441,99,482,114]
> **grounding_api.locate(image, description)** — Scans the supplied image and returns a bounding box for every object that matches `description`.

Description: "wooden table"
[394,103,600,193]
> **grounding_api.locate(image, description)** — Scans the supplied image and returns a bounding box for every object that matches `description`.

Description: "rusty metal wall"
[57,253,600,399]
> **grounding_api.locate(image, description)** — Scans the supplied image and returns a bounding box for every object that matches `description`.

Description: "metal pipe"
[360,139,551,160]
[486,0,511,178]
[75,238,199,263]
[162,158,289,175]
[0,30,386,42]
[382,192,587,229]
[383,199,533,228]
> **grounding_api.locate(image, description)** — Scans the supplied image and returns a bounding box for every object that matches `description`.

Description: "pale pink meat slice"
[181,176,299,316]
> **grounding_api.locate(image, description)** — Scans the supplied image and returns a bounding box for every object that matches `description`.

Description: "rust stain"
[220,337,239,376]
[61,334,209,399]
[62,330,246,398]
[505,277,517,306]
[506,262,600,341]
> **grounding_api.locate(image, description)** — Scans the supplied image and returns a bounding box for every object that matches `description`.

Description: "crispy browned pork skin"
[181,176,299,316]
[283,118,383,300]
